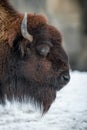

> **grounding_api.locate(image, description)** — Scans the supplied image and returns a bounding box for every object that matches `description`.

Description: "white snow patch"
[0,71,87,130]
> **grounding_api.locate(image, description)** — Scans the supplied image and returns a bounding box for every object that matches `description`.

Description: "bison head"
[0,2,70,113]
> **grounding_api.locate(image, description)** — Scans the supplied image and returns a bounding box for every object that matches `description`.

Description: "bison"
[0,0,70,113]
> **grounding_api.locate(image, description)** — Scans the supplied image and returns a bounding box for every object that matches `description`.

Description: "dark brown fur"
[0,0,70,113]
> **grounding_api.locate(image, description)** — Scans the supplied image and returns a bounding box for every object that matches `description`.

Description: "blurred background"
[11,0,87,71]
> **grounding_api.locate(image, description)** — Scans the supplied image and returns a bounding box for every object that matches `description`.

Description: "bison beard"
[0,0,70,113]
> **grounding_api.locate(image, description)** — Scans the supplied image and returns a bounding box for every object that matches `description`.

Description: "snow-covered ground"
[0,71,87,130]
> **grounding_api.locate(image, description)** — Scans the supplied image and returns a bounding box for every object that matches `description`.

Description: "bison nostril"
[62,74,70,83]
[60,72,70,84]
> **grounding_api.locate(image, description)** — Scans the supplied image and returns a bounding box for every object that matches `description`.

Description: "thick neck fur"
[0,0,17,16]
[0,0,19,41]
[0,0,17,79]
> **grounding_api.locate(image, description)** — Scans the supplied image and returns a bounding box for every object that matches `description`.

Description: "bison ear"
[8,31,17,47]
[8,33,25,57]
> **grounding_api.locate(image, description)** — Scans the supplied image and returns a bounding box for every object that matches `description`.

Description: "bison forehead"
[27,14,48,31]
[26,14,62,43]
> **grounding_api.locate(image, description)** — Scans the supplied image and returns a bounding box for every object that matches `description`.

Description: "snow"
[0,71,87,130]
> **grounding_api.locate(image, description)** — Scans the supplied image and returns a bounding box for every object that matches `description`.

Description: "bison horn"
[21,12,33,42]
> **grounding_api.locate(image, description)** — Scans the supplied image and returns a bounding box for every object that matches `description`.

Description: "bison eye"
[37,44,50,57]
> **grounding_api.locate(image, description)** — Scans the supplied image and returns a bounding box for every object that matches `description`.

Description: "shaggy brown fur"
[0,0,70,113]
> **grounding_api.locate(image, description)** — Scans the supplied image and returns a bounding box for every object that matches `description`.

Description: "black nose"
[61,73,70,84]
